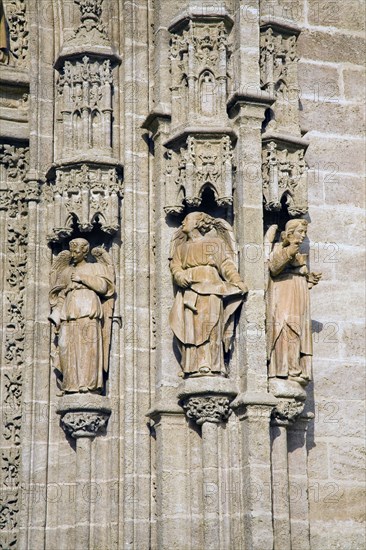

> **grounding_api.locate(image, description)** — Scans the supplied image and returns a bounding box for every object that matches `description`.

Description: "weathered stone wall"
[296,1,365,547]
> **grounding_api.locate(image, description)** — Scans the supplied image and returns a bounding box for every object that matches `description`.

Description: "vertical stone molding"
[178,377,237,550]
[231,392,278,550]
[269,378,309,550]
[56,394,112,548]
[0,142,29,549]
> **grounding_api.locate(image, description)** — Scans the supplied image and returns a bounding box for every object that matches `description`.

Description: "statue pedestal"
[56,393,112,439]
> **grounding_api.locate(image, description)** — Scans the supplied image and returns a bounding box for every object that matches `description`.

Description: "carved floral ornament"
[0,145,29,547]
[271,399,305,426]
[61,411,110,438]
[72,0,109,45]
[182,395,232,425]
[0,0,28,66]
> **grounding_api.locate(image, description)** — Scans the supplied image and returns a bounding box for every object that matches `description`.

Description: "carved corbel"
[182,395,232,425]
[57,394,112,439]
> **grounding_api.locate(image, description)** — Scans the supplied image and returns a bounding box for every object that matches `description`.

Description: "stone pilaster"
[231,391,278,550]
[57,394,112,549]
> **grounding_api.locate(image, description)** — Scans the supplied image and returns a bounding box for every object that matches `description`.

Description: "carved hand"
[71,272,82,283]
[236,281,248,295]
[175,272,192,289]
[307,271,322,287]
[286,242,299,259]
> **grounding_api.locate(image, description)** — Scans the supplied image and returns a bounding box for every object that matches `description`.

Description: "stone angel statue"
[49,238,115,394]
[169,212,248,377]
[265,219,322,385]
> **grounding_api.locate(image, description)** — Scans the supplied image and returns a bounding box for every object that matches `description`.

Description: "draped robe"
[267,243,312,381]
[50,262,114,392]
[169,236,244,375]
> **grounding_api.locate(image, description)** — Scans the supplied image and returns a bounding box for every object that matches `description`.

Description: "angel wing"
[91,246,115,373]
[50,250,71,285]
[49,250,71,307]
[264,224,278,291]
[212,218,238,265]
[264,224,278,260]
[169,226,187,261]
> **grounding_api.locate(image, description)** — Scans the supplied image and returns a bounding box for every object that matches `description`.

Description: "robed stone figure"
[169,212,248,377]
[266,219,321,385]
[49,238,115,393]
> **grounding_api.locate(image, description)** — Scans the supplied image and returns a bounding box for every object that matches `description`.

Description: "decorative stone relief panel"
[0,143,29,549]
[260,26,300,135]
[169,18,232,127]
[164,135,234,213]
[72,0,110,46]
[45,163,123,242]
[0,0,28,66]
[262,140,308,215]
[56,56,114,157]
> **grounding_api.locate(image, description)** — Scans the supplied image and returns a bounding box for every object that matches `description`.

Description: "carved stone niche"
[260,22,301,135]
[178,377,237,425]
[164,134,234,214]
[262,137,308,216]
[57,394,111,438]
[45,162,123,243]
[169,8,233,128]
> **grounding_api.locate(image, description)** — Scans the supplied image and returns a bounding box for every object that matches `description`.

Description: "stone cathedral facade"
[0,1,364,549]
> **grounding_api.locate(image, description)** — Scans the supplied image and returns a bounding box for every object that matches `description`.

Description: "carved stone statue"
[169,212,248,377]
[265,219,321,385]
[49,238,115,393]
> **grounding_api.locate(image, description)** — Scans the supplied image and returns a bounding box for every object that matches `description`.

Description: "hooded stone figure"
[49,238,115,393]
[169,212,248,377]
[266,219,321,384]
